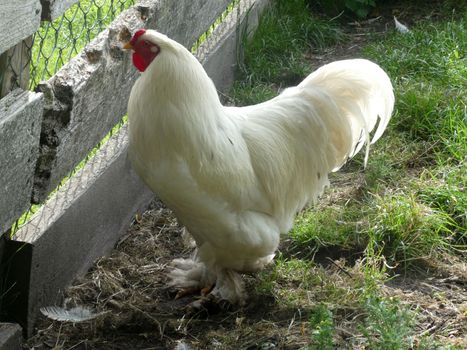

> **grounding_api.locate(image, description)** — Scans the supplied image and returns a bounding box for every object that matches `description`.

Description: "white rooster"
[124,29,394,306]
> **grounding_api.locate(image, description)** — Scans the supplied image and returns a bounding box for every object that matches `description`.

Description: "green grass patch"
[359,297,415,350]
[232,0,344,104]
[364,15,466,86]
[366,191,459,264]
[363,14,467,164]
[307,303,335,350]
[290,204,364,251]
[237,3,466,346]
[417,164,467,235]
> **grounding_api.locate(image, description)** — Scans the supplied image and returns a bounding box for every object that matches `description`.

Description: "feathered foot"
[168,258,246,310]
[174,283,214,299]
[185,292,233,315]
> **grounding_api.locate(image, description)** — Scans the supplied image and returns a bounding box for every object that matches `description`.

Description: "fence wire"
[7,0,243,237]
[1,0,135,95]
[5,0,134,234]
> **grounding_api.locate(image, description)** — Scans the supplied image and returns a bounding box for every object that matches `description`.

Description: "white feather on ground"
[40,306,106,322]
[394,16,410,33]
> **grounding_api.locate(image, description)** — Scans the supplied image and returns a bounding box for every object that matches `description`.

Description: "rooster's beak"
[122,42,133,50]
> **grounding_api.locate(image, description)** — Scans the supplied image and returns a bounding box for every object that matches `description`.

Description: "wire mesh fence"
[2,0,134,234]
[30,0,136,89]
[3,0,247,238]
[1,0,135,95]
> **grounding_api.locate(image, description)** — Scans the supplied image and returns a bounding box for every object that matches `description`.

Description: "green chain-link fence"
[2,0,135,94]
[30,0,135,89]
[3,0,135,232]
[4,0,240,235]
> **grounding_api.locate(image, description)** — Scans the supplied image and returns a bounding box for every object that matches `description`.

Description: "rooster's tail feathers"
[299,59,394,167]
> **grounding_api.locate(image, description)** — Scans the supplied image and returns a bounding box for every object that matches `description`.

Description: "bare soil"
[24,197,467,350]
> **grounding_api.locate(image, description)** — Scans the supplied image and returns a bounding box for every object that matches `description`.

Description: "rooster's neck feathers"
[129,31,225,159]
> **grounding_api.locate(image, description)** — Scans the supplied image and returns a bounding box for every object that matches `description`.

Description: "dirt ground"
[25,2,466,349]
[24,198,467,350]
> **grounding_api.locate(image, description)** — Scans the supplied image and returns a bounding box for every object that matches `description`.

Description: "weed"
[359,297,415,350]
[307,303,336,350]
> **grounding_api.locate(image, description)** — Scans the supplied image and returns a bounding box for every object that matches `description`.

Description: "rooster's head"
[124,29,183,72]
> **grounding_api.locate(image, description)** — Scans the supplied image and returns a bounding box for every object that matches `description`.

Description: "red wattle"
[133,52,148,72]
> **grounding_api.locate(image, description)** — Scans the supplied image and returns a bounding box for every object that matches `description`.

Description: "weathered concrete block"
[154,0,231,47]
[32,0,234,202]
[0,0,41,55]
[40,0,79,21]
[0,89,43,234]
[7,124,153,335]
[0,323,22,350]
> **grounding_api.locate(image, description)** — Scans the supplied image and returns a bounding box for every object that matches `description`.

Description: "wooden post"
[0,37,32,98]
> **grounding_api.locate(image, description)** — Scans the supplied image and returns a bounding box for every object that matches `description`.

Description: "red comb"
[130,29,146,45]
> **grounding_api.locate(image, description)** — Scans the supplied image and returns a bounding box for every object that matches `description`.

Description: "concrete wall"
[6,124,154,335]
[0,0,41,55]
[0,90,43,234]
[0,323,22,350]
[32,0,231,203]
[40,0,80,20]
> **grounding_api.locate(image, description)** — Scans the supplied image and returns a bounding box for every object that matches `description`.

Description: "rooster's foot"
[174,284,214,300]
[185,293,233,315]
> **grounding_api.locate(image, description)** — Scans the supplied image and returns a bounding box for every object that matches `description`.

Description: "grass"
[359,297,415,350]
[307,303,335,350]
[231,0,466,348]
[363,14,467,164]
[234,0,344,88]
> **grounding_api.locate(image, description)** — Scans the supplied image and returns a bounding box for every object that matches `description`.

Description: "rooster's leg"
[168,258,216,298]
[168,258,246,310]
[185,291,233,314]
[183,269,245,314]
[174,284,214,299]
[175,287,202,299]
[200,284,214,296]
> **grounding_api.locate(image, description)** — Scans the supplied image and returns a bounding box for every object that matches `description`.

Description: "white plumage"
[126,30,394,304]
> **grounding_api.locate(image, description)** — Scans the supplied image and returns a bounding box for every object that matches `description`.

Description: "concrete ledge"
[7,124,153,335]
[201,0,269,93]
[0,323,22,350]
[0,89,43,234]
